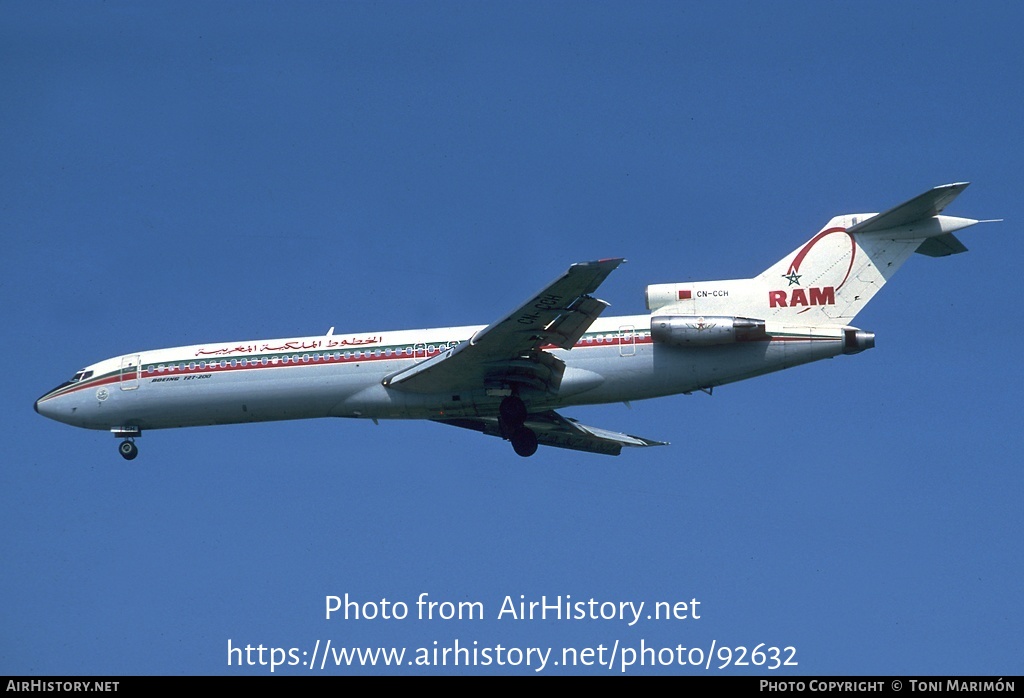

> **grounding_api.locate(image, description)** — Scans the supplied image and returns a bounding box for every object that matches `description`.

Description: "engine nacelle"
[842,328,875,354]
[650,315,767,347]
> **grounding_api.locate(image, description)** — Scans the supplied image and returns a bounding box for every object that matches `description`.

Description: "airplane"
[35,183,991,460]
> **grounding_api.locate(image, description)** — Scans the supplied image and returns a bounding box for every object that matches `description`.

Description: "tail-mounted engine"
[842,328,875,354]
[650,316,767,347]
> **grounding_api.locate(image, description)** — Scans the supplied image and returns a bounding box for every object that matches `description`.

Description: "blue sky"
[3,1,1022,676]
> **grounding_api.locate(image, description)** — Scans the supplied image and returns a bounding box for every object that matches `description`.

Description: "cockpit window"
[69,370,94,383]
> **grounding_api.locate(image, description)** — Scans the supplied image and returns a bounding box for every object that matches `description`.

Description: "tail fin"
[646,183,984,325]
[756,182,979,324]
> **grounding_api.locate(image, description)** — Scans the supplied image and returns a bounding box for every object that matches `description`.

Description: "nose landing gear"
[118,439,138,460]
[111,426,141,461]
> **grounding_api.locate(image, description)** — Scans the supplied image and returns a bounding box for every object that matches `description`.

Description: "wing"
[382,258,624,394]
[434,410,668,456]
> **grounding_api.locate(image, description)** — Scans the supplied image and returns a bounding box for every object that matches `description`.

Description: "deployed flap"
[916,233,969,257]
[847,182,970,234]
[434,410,667,456]
[383,259,623,394]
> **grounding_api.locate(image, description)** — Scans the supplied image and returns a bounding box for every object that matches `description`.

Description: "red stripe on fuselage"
[41,333,838,403]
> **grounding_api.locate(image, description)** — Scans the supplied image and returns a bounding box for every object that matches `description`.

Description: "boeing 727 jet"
[36,183,988,459]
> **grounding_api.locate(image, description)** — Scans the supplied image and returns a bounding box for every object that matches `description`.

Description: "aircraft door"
[619,325,636,357]
[120,354,140,390]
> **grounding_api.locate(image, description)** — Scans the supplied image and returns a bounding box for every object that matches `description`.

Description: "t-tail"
[646,183,989,332]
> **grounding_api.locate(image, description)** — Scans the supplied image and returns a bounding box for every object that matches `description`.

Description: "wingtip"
[572,257,626,274]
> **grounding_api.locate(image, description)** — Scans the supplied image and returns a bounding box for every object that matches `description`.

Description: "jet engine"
[842,328,875,354]
[650,316,767,347]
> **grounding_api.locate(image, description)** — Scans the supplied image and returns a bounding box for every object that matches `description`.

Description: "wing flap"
[434,410,667,457]
[542,296,611,349]
[483,350,566,393]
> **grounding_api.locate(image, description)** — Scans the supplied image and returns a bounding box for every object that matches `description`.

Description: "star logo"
[783,271,802,286]
[687,317,717,332]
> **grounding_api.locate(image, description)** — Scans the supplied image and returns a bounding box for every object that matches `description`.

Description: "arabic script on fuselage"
[194,336,382,357]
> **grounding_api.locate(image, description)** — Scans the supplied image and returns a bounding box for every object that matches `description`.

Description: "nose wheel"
[118,439,138,460]
[111,426,141,461]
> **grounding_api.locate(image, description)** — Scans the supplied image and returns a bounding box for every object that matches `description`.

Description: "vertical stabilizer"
[754,183,978,324]
[645,184,981,325]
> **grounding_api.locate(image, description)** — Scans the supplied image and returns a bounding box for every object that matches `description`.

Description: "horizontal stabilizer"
[916,233,968,257]
[434,410,667,456]
[847,182,970,234]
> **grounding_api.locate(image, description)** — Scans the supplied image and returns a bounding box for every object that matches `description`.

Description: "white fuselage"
[34,313,850,433]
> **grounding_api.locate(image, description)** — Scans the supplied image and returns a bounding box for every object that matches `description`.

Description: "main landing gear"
[500,396,538,458]
[112,426,141,461]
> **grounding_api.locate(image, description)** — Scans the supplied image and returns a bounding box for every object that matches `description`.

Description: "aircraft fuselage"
[34,313,849,432]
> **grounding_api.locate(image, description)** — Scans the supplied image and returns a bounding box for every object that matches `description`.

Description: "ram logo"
[768,286,836,308]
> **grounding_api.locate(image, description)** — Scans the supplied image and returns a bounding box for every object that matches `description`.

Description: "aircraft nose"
[34,390,63,421]
[35,393,54,419]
